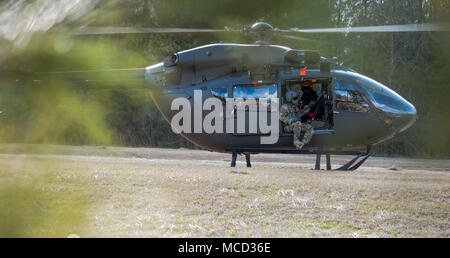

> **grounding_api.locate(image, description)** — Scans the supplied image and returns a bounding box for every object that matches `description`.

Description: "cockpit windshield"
[352,73,416,115]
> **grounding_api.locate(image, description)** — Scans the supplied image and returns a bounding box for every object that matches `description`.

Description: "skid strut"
[337,154,371,171]
[336,154,361,171]
[314,153,334,170]
[230,151,251,168]
[316,153,371,171]
[231,151,237,167]
[245,153,251,167]
[315,153,321,170]
[326,154,331,170]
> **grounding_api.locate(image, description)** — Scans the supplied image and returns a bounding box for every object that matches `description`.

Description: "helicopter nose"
[389,105,418,133]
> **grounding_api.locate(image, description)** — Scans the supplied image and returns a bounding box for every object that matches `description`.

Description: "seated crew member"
[300,80,318,122]
[300,80,318,105]
[280,90,315,150]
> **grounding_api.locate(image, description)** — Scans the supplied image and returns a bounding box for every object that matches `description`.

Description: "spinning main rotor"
[72,21,450,44]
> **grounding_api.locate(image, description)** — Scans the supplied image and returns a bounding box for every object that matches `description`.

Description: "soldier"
[298,80,316,120]
[280,90,315,150]
[300,80,318,108]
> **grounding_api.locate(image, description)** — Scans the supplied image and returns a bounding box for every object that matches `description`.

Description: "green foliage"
[0,158,88,237]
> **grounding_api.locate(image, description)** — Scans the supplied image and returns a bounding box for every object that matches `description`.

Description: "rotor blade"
[32,68,149,89]
[290,23,450,33]
[71,26,238,35]
[282,34,320,43]
[40,68,146,81]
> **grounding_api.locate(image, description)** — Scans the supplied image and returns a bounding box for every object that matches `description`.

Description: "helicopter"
[22,21,449,170]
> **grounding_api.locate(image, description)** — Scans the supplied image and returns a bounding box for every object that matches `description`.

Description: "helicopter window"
[232,84,277,100]
[355,75,416,115]
[211,87,228,103]
[335,90,349,102]
[335,80,370,113]
[335,80,358,91]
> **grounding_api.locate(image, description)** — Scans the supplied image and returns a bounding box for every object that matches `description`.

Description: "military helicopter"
[28,22,450,170]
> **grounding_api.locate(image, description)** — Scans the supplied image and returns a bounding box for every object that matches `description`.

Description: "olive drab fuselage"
[145,43,417,153]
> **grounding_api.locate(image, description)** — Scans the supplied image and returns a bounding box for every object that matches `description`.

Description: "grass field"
[0,144,449,237]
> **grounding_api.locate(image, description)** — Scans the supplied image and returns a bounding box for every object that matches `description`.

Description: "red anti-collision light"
[300,67,307,76]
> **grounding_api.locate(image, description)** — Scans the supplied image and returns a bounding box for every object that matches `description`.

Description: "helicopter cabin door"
[281,79,334,135]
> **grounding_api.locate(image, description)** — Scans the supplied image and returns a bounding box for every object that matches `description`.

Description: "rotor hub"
[250,22,274,33]
[246,22,276,43]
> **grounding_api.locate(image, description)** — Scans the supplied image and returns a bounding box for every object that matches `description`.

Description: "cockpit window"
[335,80,358,91]
[354,74,416,115]
[334,79,370,113]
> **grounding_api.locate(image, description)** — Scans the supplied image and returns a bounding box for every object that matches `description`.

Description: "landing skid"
[335,154,371,171]
[226,147,371,171]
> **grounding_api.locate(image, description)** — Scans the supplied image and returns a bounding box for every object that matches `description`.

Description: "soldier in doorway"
[280,90,315,150]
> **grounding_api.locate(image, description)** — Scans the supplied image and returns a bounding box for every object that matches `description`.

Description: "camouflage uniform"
[280,103,314,148]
